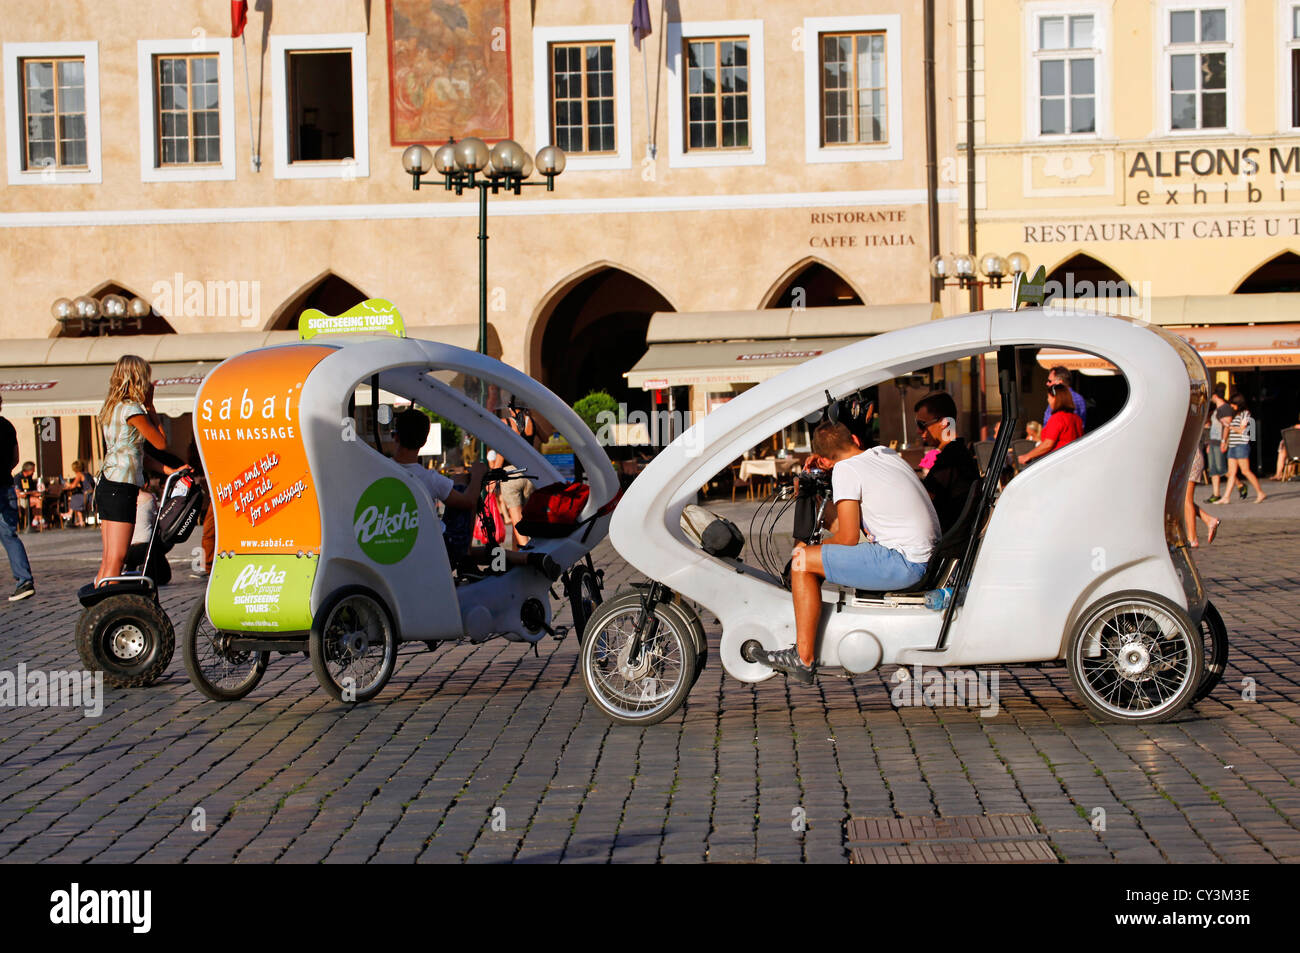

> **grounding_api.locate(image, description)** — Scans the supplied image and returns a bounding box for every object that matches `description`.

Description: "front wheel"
[182,600,268,701]
[75,594,175,688]
[1192,600,1228,704]
[309,588,397,703]
[580,592,697,727]
[1067,591,1202,724]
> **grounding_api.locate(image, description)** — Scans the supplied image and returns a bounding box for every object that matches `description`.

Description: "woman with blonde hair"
[94,355,175,584]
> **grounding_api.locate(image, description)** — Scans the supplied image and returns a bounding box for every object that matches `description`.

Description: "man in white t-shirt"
[755,421,940,683]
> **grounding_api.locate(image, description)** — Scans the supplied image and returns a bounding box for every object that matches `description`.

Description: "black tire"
[309,587,398,703]
[1067,590,1202,724]
[1192,600,1228,704]
[580,591,697,727]
[75,595,175,688]
[568,565,604,642]
[181,599,268,701]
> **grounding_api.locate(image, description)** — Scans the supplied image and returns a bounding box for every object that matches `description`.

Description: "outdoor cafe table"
[738,458,801,482]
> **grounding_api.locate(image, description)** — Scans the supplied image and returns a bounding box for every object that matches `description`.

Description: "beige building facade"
[1,0,966,473]
[965,0,1300,455]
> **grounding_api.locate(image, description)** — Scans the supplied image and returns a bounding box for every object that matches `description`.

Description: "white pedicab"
[580,303,1226,725]
[183,301,618,703]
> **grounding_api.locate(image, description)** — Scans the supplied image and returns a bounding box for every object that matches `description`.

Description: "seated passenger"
[913,391,979,532]
[392,409,558,579]
[756,421,940,683]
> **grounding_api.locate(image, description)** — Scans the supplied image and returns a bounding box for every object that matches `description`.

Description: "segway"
[75,468,206,688]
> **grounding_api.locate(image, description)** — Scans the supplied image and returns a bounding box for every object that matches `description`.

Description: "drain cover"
[846,814,1057,864]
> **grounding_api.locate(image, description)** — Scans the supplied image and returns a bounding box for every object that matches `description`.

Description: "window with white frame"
[1289,3,1300,127]
[1034,14,1097,134]
[532,26,631,171]
[136,39,235,182]
[802,15,902,164]
[550,41,616,154]
[666,19,765,169]
[4,41,102,184]
[1167,7,1229,129]
[269,33,369,180]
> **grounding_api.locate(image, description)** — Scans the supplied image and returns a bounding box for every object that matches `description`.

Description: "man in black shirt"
[914,391,979,533]
[0,396,34,600]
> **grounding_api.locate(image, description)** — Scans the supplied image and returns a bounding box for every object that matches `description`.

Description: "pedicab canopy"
[195,299,407,632]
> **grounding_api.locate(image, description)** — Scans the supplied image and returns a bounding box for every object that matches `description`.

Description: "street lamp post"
[929,250,1031,437]
[402,138,565,460]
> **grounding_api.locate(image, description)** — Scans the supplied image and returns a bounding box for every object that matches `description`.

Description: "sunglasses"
[915,416,938,430]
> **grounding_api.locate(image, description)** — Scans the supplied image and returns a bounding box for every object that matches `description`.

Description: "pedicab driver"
[391,409,559,579]
[756,421,939,683]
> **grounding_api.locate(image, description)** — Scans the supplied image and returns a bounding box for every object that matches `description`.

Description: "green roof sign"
[298,298,406,340]
[1013,266,1048,309]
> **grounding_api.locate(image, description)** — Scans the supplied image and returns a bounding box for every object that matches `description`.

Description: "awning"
[0,360,219,418]
[0,323,482,418]
[1039,322,1300,372]
[627,302,942,390]
[626,337,867,389]
[1046,292,1298,326]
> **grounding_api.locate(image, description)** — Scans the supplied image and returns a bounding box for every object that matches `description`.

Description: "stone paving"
[0,480,1297,864]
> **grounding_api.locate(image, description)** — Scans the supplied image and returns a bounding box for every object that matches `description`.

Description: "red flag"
[231,1,248,39]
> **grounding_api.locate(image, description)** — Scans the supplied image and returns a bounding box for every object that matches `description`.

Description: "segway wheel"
[75,595,175,688]
[182,600,267,701]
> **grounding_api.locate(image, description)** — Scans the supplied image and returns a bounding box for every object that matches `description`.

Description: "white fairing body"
[297,336,618,644]
[610,310,1208,681]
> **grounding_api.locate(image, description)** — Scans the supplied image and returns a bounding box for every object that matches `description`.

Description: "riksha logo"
[354,478,419,564]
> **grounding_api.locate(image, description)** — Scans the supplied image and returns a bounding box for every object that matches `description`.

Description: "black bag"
[701,517,744,558]
[155,472,206,548]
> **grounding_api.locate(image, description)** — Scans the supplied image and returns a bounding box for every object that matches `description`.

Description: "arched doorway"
[1042,253,1134,301]
[1041,253,1133,431]
[269,271,368,331]
[55,281,176,337]
[1232,251,1300,470]
[761,258,865,308]
[1234,251,1300,293]
[530,265,673,409]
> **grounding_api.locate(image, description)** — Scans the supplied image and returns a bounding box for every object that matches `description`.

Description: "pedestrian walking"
[0,395,35,600]
[1184,436,1219,548]
[1205,383,1233,501]
[1215,393,1266,504]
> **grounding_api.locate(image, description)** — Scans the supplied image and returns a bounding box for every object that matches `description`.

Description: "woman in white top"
[94,355,175,584]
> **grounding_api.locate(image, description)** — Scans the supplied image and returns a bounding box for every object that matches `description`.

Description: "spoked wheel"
[1192,600,1228,704]
[580,592,697,727]
[568,565,603,642]
[1067,591,1202,723]
[75,594,175,688]
[309,588,397,703]
[182,600,268,701]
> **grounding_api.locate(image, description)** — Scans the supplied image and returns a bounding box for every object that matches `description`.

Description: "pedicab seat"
[854,482,982,599]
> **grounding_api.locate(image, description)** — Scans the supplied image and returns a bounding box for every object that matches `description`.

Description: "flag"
[231,1,248,39]
[632,0,652,51]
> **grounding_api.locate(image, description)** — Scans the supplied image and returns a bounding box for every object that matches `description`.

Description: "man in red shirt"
[1018,384,1083,466]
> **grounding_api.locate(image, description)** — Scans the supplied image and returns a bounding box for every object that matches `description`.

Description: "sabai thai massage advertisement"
[196,346,331,631]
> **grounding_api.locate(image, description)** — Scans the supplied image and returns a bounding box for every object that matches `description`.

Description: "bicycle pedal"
[550,625,569,641]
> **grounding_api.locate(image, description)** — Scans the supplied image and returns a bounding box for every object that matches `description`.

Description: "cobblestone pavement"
[0,481,1298,864]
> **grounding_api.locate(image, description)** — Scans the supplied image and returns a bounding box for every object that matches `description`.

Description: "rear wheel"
[581,592,697,727]
[1067,591,1202,723]
[1193,600,1228,704]
[568,565,603,641]
[75,595,174,688]
[309,589,397,703]
[182,600,267,701]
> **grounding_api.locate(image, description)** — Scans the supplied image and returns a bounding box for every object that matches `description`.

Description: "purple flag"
[632,0,652,50]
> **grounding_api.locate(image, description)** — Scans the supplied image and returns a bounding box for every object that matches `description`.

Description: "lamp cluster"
[51,293,152,333]
[402,138,566,195]
[929,251,1031,289]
